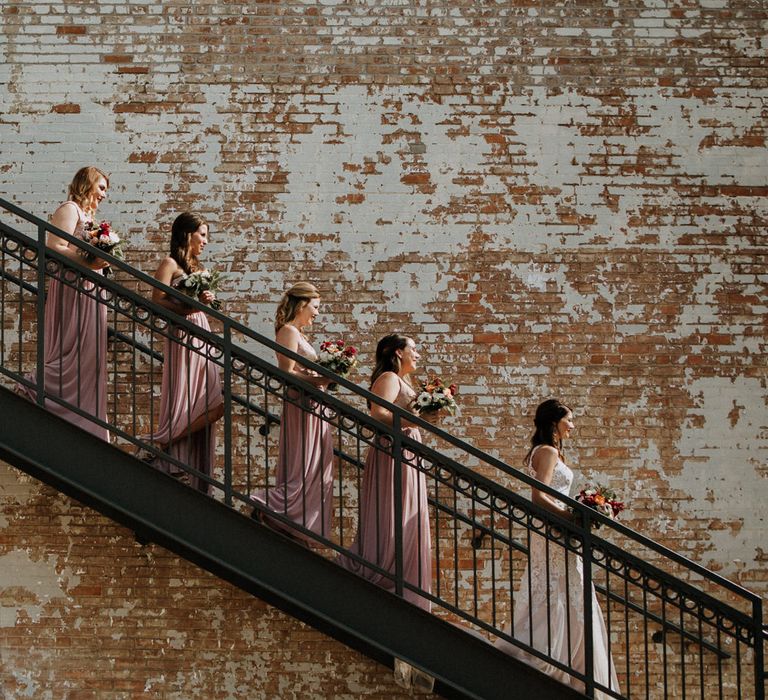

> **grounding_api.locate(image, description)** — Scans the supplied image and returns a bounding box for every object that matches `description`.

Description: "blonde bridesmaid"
[19,166,111,441]
[251,282,334,543]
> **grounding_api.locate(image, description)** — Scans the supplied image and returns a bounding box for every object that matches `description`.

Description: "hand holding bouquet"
[414,375,458,416]
[575,484,625,527]
[175,268,225,310]
[317,339,358,390]
[81,220,124,276]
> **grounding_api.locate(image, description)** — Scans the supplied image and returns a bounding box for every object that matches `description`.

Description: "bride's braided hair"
[525,398,571,467]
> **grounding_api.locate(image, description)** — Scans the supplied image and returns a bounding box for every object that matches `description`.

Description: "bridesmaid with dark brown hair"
[19,166,112,441]
[250,282,334,542]
[146,212,224,494]
[338,333,433,612]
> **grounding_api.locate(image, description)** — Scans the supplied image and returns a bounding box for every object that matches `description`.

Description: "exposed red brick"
[56,25,86,35]
[51,103,80,114]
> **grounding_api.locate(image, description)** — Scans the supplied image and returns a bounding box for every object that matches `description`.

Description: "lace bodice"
[527,445,573,498]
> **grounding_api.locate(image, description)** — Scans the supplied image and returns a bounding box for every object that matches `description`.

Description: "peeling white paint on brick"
[0,550,79,626]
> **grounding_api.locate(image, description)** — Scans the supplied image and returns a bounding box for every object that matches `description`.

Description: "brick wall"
[1,0,766,696]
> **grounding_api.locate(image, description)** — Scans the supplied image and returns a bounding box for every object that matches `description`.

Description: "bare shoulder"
[154,256,179,280]
[371,371,400,399]
[50,202,80,234]
[530,445,559,475]
[276,324,300,349]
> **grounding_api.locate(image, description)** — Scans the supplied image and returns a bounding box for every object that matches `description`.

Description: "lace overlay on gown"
[495,446,620,698]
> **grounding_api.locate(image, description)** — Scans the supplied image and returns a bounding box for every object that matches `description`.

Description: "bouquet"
[175,269,225,310]
[414,375,458,415]
[576,484,625,527]
[81,220,123,276]
[317,339,358,390]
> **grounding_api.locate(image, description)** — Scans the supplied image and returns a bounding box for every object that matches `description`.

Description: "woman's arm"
[47,203,109,269]
[369,372,419,428]
[151,257,195,315]
[530,446,572,519]
[275,325,329,387]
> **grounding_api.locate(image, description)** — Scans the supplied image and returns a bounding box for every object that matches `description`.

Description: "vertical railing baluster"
[582,509,595,697]
[717,625,723,700]
[433,467,441,600]
[661,596,668,698]
[35,224,46,406]
[490,505,496,628]
[222,323,233,506]
[471,493,478,618]
[1,244,5,370]
[680,600,687,700]
[392,409,404,600]
[624,574,631,699]
[245,364,252,495]
[643,585,650,700]
[453,478,460,609]
[696,611,704,700]
[508,508,515,640]
[605,565,613,695]
[753,597,765,700]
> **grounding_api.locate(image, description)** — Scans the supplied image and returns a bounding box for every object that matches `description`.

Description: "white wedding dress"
[496,446,620,698]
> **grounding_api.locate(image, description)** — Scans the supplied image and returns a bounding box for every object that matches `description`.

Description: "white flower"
[417,393,432,407]
[184,277,194,288]
[318,351,332,363]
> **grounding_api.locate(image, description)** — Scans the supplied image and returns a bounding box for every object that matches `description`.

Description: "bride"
[496,398,620,698]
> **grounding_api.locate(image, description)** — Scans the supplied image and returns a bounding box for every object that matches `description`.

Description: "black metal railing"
[0,197,764,699]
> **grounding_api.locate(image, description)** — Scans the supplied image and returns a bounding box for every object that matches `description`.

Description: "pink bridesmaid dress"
[251,334,335,543]
[339,374,432,612]
[150,274,223,494]
[19,201,109,442]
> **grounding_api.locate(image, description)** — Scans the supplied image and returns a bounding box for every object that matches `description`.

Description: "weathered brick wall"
[1,0,766,696]
[0,462,419,699]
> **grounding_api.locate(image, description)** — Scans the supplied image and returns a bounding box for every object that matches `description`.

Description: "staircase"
[0,197,764,699]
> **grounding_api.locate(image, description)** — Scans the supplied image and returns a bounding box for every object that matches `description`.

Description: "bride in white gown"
[496,399,621,698]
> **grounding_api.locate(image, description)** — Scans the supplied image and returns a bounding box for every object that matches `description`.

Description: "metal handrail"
[1,197,764,699]
[0,199,760,604]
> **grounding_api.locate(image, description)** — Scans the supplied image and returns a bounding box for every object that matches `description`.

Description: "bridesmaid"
[147,212,224,494]
[251,282,334,543]
[19,166,111,441]
[339,333,433,612]
[495,399,620,698]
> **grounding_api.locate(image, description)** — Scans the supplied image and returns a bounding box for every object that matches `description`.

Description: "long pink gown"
[150,275,223,494]
[251,335,335,543]
[339,374,432,612]
[19,201,109,442]
[495,446,620,698]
